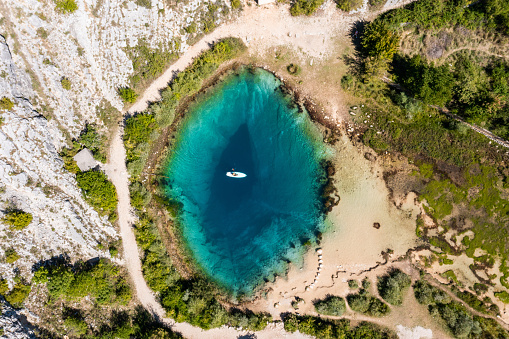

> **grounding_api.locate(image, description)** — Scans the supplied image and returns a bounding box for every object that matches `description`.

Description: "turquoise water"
[164,68,325,295]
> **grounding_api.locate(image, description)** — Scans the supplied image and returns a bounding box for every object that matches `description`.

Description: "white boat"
[226,171,247,178]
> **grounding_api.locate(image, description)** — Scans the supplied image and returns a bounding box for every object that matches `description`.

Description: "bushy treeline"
[33,258,131,305]
[377,269,411,305]
[0,277,31,309]
[32,257,181,338]
[392,53,509,139]
[123,37,246,178]
[133,214,271,331]
[414,280,509,338]
[284,314,396,339]
[314,295,346,316]
[76,170,118,220]
[377,0,509,35]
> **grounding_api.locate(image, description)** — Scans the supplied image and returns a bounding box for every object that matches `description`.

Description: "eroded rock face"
[0,298,36,339]
[0,0,232,331]
[0,34,116,284]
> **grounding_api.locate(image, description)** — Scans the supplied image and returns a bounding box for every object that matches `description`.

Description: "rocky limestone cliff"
[0,0,233,332]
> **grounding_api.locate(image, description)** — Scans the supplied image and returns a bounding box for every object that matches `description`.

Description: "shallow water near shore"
[164,67,325,295]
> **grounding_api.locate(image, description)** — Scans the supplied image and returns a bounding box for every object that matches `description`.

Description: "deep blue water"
[164,68,324,295]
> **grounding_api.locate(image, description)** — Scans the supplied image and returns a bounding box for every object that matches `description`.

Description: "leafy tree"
[76,170,118,216]
[377,269,411,305]
[54,0,78,13]
[314,295,346,316]
[0,97,14,111]
[2,210,33,230]
[118,87,138,103]
[413,280,451,305]
[347,289,390,317]
[362,21,400,61]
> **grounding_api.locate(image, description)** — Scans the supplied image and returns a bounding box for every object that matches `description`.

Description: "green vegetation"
[377,269,411,305]
[37,27,49,39]
[4,248,20,264]
[136,0,152,8]
[127,39,179,90]
[335,0,363,11]
[2,210,33,230]
[76,170,117,219]
[343,0,509,293]
[284,314,396,338]
[314,295,346,316]
[290,0,325,16]
[54,0,78,13]
[348,279,359,289]
[34,258,131,305]
[231,0,241,9]
[118,87,138,104]
[495,291,509,304]
[413,280,508,338]
[286,63,301,75]
[4,281,31,309]
[347,288,390,317]
[0,97,14,111]
[33,257,180,338]
[452,287,499,316]
[61,77,71,90]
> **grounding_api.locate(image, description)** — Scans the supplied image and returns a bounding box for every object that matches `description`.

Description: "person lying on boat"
[231,168,237,176]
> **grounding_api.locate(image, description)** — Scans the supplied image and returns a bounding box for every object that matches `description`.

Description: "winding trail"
[105,1,422,338]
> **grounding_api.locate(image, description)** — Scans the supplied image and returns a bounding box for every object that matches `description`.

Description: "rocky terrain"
[0,0,232,336]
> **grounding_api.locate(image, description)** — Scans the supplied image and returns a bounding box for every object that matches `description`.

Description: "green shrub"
[64,316,88,337]
[0,279,7,295]
[347,289,390,317]
[286,63,301,75]
[314,295,346,316]
[377,269,411,305]
[76,170,117,217]
[495,291,509,304]
[36,27,49,39]
[39,258,131,305]
[348,279,359,289]
[185,22,197,34]
[290,0,325,16]
[118,87,138,103]
[335,0,363,11]
[231,0,241,9]
[413,280,451,305]
[130,181,152,210]
[0,97,14,111]
[4,248,20,264]
[5,282,31,308]
[2,210,33,230]
[136,0,152,8]
[60,77,71,90]
[54,0,78,13]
